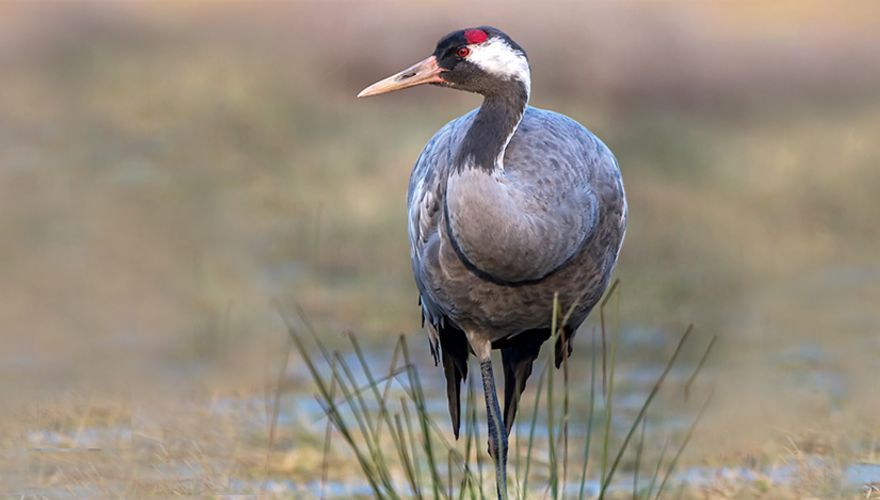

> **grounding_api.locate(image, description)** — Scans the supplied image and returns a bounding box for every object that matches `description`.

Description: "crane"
[358,26,627,498]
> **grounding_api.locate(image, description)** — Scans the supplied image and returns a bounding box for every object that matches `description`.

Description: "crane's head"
[357,26,530,99]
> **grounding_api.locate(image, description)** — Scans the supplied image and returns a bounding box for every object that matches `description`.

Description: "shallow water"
[7,327,864,497]
[230,331,863,496]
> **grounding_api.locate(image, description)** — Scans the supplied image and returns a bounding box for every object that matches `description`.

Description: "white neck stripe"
[468,37,531,99]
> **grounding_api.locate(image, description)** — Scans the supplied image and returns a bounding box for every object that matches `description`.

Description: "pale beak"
[357,56,445,98]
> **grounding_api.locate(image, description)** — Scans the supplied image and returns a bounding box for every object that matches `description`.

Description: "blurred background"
[1,1,878,496]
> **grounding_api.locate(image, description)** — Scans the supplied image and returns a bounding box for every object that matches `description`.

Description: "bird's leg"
[480,356,508,500]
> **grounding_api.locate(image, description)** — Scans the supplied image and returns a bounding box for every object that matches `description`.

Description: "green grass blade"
[600,325,694,496]
[330,350,397,492]
[654,391,713,500]
[684,335,717,402]
[348,332,405,440]
[599,307,620,498]
[315,396,391,498]
[598,279,621,396]
[399,335,444,500]
[320,356,339,499]
[381,338,405,417]
[263,335,292,492]
[633,412,647,499]
[560,326,571,500]
[325,365,409,415]
[520,364,547,498]
[578,328,598,500]
[402,396,425,494]
[395,412,422,499]
[460,373,478,500]
[448,450,455,499]
[278,309,386,498]
[547,293,559,499]
[333,350,378,442]
[645,436,669,500]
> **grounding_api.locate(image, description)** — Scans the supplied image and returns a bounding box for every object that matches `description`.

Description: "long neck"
[454,81,529,173]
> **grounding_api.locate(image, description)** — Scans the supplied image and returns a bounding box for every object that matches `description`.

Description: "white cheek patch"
[467,38,531,96]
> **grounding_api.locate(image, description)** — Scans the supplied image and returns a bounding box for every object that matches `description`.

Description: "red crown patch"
[463,29,488,45]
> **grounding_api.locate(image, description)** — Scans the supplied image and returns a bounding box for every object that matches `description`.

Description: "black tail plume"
[499,328,551,435]
[438,323,469,438]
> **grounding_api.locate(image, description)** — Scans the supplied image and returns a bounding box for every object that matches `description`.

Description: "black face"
[431,26,527,96]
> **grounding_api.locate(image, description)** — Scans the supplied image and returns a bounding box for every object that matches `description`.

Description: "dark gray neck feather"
[454,81,529,172]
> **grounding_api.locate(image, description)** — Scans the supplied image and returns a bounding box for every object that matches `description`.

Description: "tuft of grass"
[279,283,716,499]
[577,328,599,499]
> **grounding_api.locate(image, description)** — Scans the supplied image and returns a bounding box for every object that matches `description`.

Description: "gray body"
[360,26,627,497]
[409,106,627,350]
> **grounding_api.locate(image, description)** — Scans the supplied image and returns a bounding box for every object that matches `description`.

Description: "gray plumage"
[358,26,626,498]
[410,106,626,432]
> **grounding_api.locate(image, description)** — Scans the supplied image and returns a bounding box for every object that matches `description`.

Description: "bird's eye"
[456,47,471,58]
